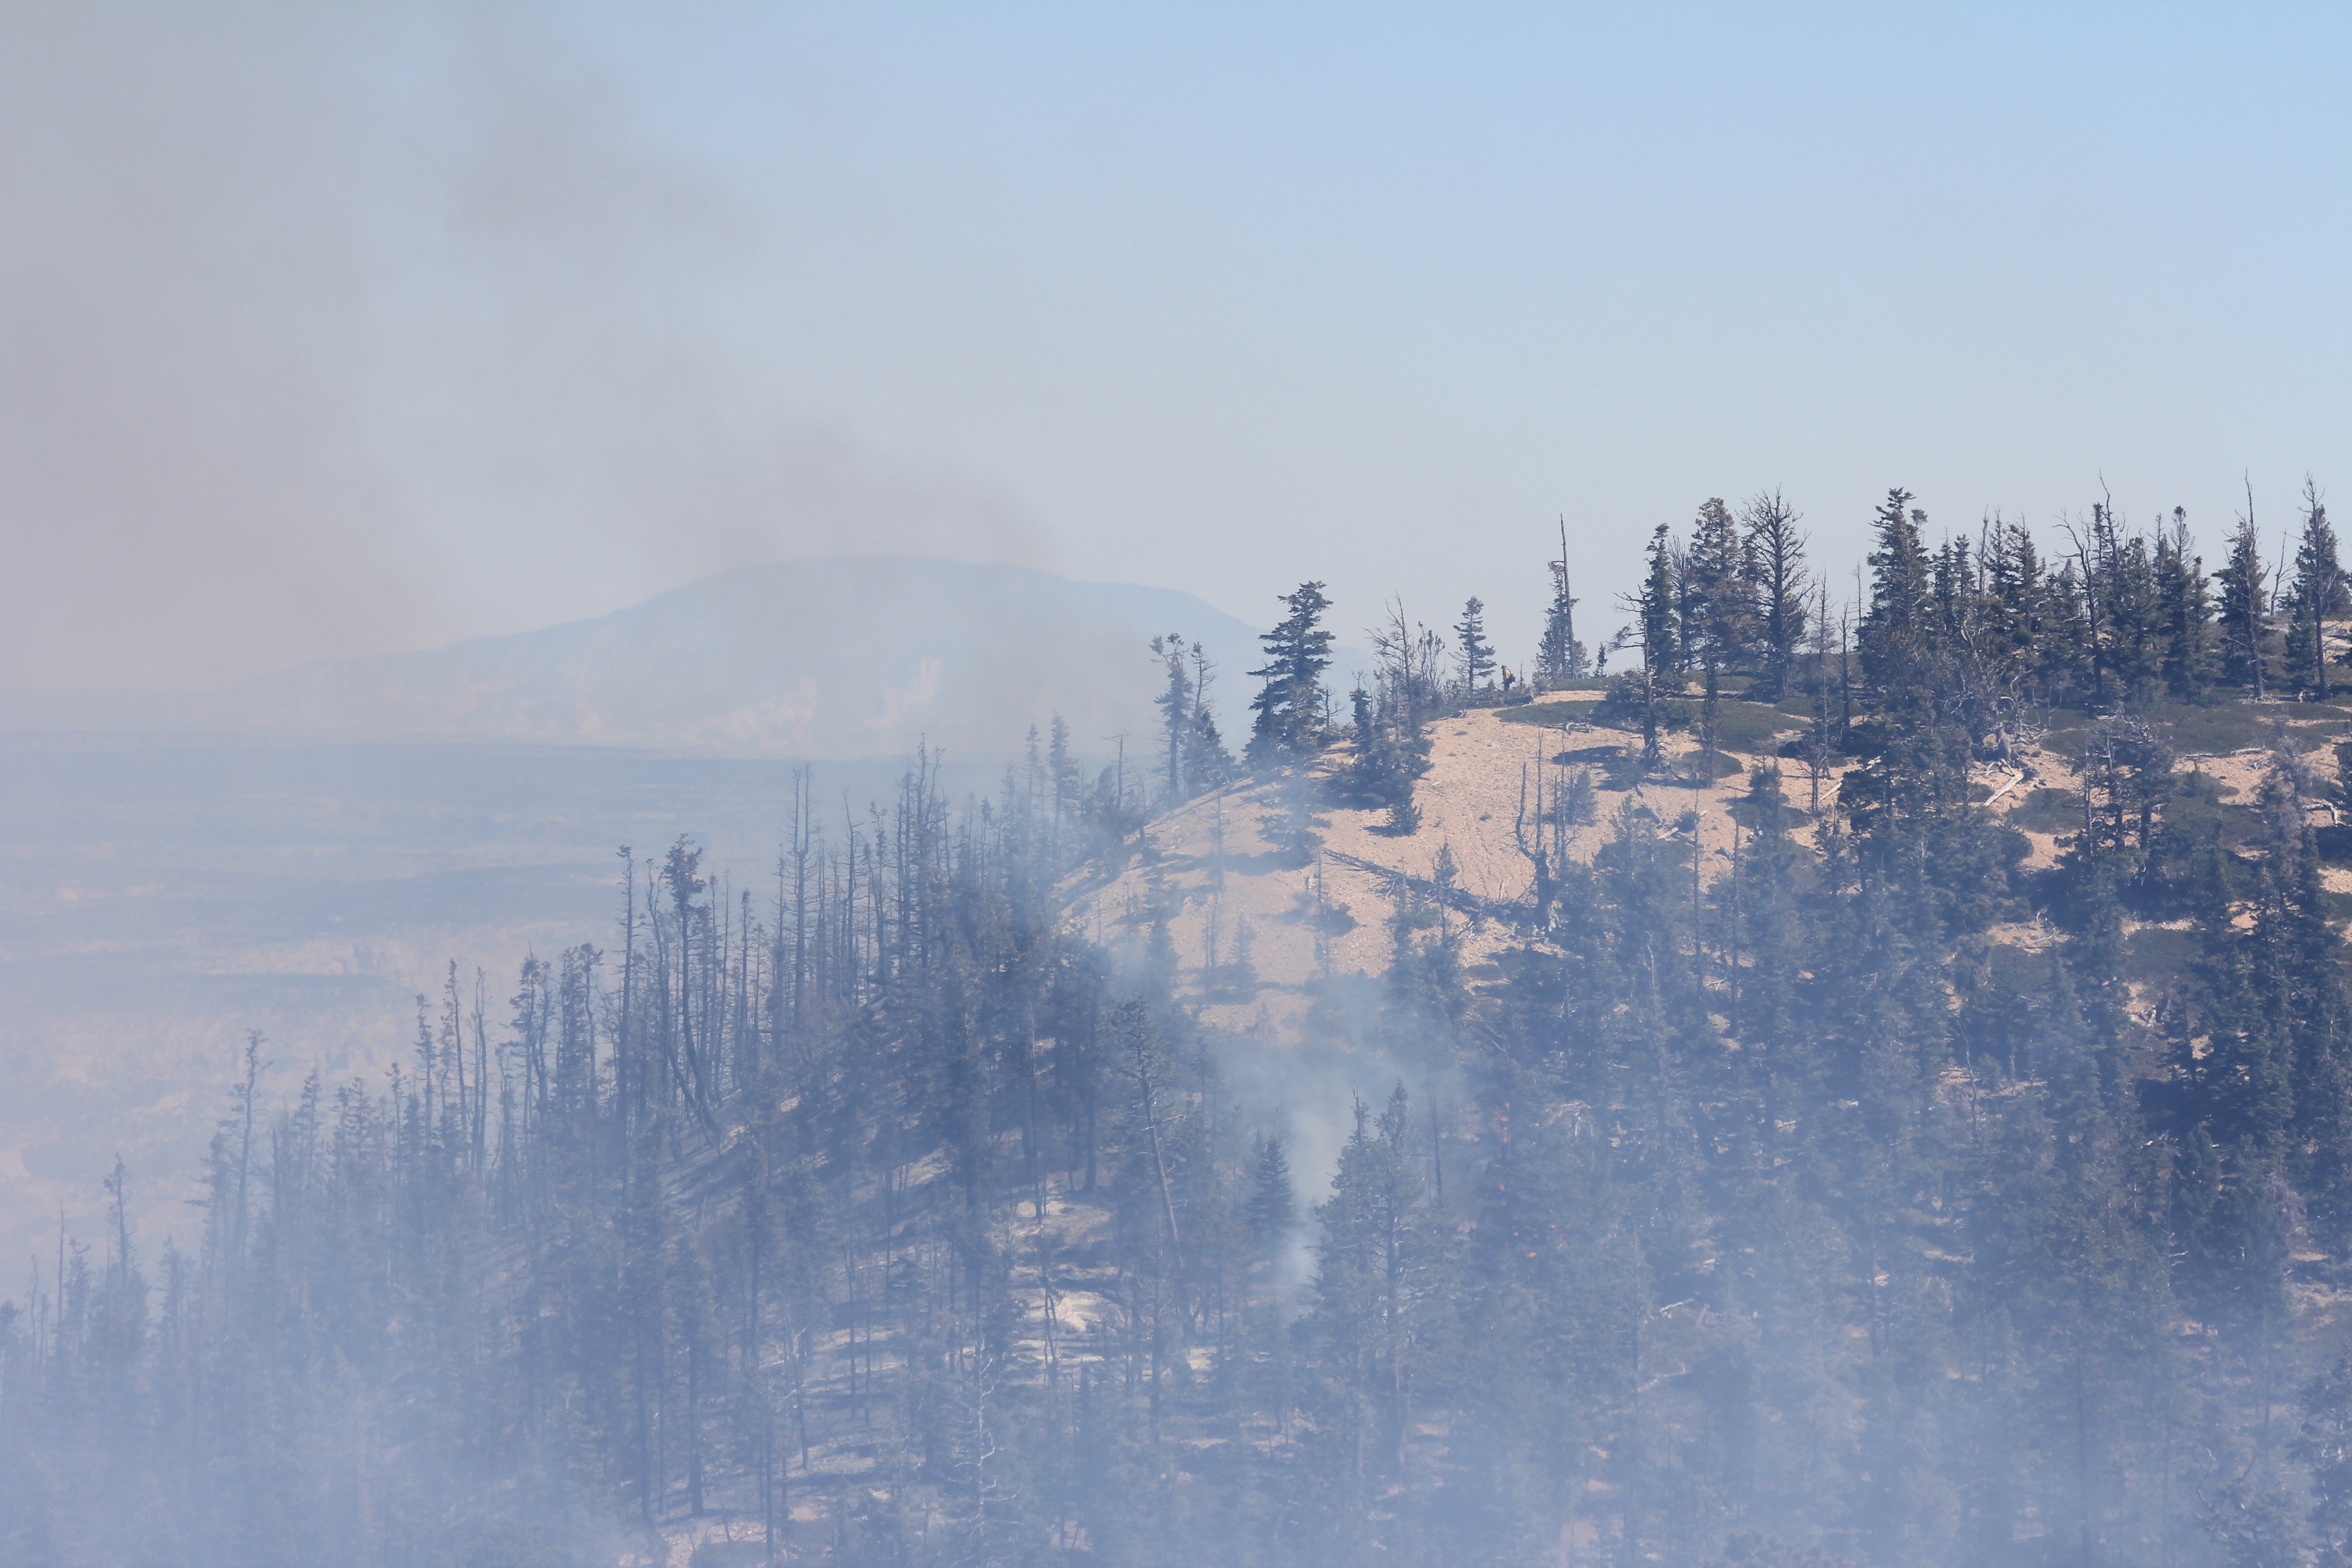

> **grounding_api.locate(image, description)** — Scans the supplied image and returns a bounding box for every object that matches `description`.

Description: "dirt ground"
[1067,701,2352,1041]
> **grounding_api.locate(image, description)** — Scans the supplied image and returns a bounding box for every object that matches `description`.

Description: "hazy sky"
[5,1,2347,691]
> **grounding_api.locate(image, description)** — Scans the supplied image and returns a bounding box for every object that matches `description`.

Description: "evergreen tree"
[1246,1132,1296,1252]
[1311,1087,1449,1499]
[1344,678,1430,834]
[1624,522,1682,768]
[1454,596,1495,696]
[2287,479,2346,699]
[1249,581,1337,765]
[1636,521,1683,679]
[2218,509,2271,696]
[1536,533,1587,688]
[1150,633,1196,803]
[1858,486,1932,704]
[1684,496,1756,674]
[1182,640,1233,793]
[1742,490,1810,700]
[2082,497,2168,705]
[1685,497,1754,773]
[2157,510,2219,702]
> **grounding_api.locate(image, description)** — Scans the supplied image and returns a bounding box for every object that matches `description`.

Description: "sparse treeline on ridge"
[13,481,2352,1568]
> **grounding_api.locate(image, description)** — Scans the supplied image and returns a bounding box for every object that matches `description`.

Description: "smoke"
[0,2,1040,692]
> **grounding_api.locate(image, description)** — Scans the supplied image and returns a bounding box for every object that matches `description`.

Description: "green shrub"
[1497,698,1602,728]
[1701,699,1797,754]
[2125,926,2197,984]
[2006,787,2082,835]
[1681,750,1744,781]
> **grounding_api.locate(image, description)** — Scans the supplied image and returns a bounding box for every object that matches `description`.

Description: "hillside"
[25,505,2352,1566]
[1078,689,2352,1037]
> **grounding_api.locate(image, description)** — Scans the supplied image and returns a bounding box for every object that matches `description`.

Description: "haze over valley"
[0,557,1316,1266]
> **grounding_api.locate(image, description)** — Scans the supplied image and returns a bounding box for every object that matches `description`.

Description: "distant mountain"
[7,559,1324,759]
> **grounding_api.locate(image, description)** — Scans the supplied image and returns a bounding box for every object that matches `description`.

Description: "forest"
[12,483,2352,1568]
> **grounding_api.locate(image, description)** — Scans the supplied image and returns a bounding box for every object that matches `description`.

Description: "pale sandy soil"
[1070,702,2352,1042]
[1067,707,1816,1038]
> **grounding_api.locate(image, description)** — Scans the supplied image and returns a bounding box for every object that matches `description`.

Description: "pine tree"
[2082,497,2168,705]
[1454,596,1495,696]
[1684,497,1756,675]
[1249,582,1337,765]
[2217,508,2271,696]
[1151,633,1196,803]
[1182,641,1233,793]
[1858,487,1931,704]
[1311,1087,1447,1494]
[2287,479,2345,699]
[2157,510,2218,702]
[1742,490,1810,700]
[1344,676,1430,834]
[1537,549,1586,688]
[1637,522,1682,679]
[1246,1133,1296,1253]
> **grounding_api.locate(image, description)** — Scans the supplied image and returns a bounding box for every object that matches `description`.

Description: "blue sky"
[5,2,2347,686]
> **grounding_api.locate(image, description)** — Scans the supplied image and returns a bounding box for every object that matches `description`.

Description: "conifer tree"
[2218,508,2271,697]
[1249,582,1337,765]
[1685,497,1754,774]
[1453,596,1494,696]
[1246,1133,1296,1252]
[1858,487,1931,704]
[1537,519,1586,687]
[1684,497,1755,674]
[1636,522,1682,680]
[1741,490,1809,700]
[1182,640,1232,793]
[2157,511,2218,701]
[1150,633,1196,803]
[2287,479,2346,699]
[1312,1087,1446,1492]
